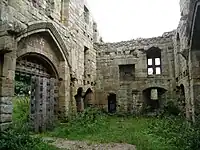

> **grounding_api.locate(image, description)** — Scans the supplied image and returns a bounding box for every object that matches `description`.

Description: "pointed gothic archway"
[14,22,71,132]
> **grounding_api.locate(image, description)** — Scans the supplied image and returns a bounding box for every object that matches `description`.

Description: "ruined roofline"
[95,30,176,46]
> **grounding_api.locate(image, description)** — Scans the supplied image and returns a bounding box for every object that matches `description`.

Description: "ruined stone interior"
[1,0,200,130]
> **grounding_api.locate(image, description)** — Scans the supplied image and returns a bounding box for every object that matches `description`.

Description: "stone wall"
[180,0,190,16]
[176,0,200,121]
[0,0,98,129]
[63,0,98,112]
[95,31,176,113]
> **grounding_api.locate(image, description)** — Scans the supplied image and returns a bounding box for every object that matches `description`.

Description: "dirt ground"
[43,137,136,150]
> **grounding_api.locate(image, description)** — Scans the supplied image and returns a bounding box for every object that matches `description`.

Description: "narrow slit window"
[84,6,89,24]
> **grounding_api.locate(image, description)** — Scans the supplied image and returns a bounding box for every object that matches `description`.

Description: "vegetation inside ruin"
[44,108,200,150]
[0,96,59,150]
[2,96,200,150]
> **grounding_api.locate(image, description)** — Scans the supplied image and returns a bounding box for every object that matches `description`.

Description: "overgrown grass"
[0,125,59,150]
[13,96,30,124]
[45,108,200,150]
[0,96,58,150]
[9,97,200,150]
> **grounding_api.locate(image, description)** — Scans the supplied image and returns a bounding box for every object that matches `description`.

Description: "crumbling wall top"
[95,30,176,51]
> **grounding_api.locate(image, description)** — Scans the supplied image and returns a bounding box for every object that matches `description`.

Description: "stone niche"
[119,64,135,81]
[142,87,167,111]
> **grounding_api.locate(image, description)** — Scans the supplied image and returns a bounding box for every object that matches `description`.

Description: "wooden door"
[30,76,58,132]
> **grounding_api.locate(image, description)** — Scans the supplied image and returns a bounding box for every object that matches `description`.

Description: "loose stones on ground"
[43,137,136,150]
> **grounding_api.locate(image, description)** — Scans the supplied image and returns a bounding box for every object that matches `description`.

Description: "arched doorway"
[83,88,94,108]
[15,53,59,132]
[143,87,167,112]
[0,22,70,131]
[74,87,84,112]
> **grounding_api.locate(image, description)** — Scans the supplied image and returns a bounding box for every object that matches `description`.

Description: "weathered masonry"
[0,0,100,131]
[1,0,200,130]
[95,32,175,114]
[94,0,200,121]
[95,0,200,120]
[176,0,200,121]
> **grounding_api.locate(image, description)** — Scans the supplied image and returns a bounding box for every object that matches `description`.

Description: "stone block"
[0,122,11,131]
[0,35,16,52]
[0,114,12,123]
[0,97,12,105]
[0,104,12,114]
[0,78,15,96]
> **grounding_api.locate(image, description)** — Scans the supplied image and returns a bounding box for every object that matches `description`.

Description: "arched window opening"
[146,47,161,75]
[143,87,167,111]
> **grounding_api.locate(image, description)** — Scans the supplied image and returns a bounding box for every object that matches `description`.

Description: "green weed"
[0,123,59,150]
[45,108,200,150]
[0,96,59,150]
[13,96,30,124]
